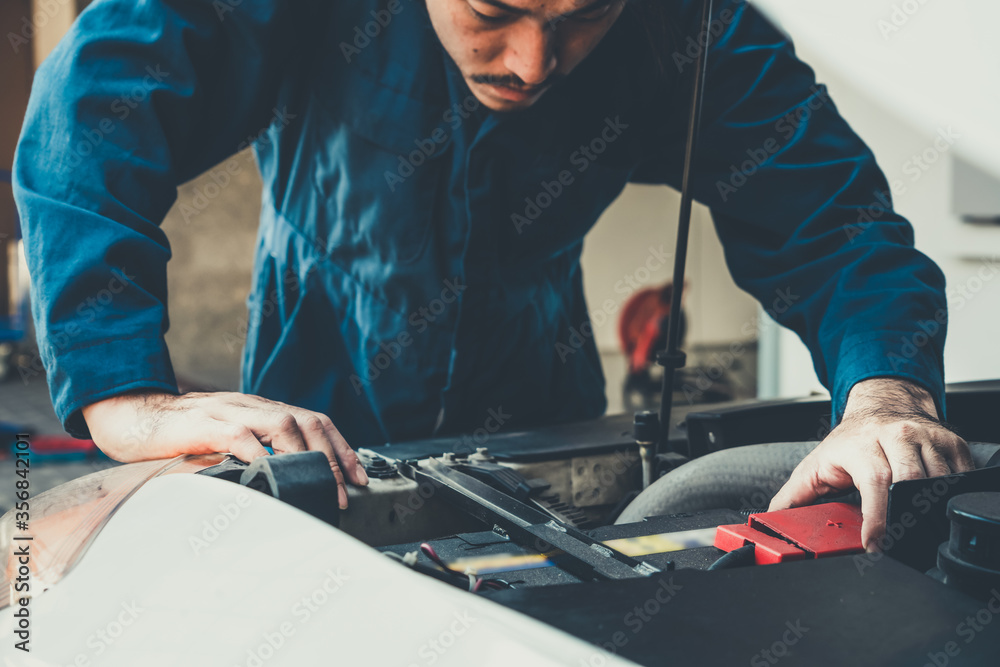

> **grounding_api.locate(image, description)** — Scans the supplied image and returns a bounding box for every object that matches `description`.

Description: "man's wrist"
[81,390,174,428]
[843,377,940,422]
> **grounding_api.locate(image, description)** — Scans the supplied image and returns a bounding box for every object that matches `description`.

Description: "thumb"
[768,459,837,511]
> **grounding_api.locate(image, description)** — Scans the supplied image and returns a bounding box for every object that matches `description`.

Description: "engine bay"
[192,388,1000,666]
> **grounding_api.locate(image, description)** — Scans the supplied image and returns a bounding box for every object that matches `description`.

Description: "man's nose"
[502,21,558,87]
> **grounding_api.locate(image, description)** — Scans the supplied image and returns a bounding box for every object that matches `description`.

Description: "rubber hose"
[615,441,1000,525]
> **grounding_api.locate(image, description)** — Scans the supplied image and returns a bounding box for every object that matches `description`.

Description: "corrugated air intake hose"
[615,441,1000,525]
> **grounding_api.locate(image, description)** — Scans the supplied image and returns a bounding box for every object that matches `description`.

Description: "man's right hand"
[82,391,368,509]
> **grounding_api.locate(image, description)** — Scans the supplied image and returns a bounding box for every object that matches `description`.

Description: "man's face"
[426,0,627,111]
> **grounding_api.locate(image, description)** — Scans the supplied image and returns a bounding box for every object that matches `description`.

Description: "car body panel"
[0,474,637,666]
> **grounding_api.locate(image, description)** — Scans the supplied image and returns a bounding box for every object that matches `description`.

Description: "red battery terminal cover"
[714,502,864,565]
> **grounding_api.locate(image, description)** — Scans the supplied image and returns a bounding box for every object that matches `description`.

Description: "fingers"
[208,398,365,509]
[918,442,951,478]
[293,411,365,485]
[82,391,365,511]
[211,419,271,464]
[261,408,368,506]
[763,419,971,556]
[941,436,975,473]
[861,427,963,550]
[769,446,851,512]
[838,446,892,553]
[322,419,368,486]
[885,426,971,480]
[768,461,827,512]
[882,423,948,480]
[864,425,937,551]
[294,413,350,510]
[855,428,978,552]
[255,412,309,456]
[881,425,929,483]
[770,434,892,553]
[237,398,370,504]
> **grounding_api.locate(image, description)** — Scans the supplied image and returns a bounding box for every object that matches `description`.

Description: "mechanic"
[13,0,972,550]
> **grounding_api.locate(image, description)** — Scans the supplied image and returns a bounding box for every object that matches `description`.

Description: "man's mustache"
[470,72,565,90]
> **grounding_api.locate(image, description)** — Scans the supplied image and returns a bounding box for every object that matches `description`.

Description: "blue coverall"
[13,0,949,445]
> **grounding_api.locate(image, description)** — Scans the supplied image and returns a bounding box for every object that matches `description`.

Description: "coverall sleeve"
[634,0,948,423]
[13,0,324,437]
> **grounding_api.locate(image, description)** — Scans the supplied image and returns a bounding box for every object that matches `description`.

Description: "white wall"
[586,12,1000,410]
[770,43,1000,398]
[580,186,759,414]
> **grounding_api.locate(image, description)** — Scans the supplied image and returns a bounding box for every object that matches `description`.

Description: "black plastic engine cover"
[486,555,1000,667]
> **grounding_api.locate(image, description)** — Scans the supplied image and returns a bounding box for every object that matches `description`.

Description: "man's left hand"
[768,377,974,552]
